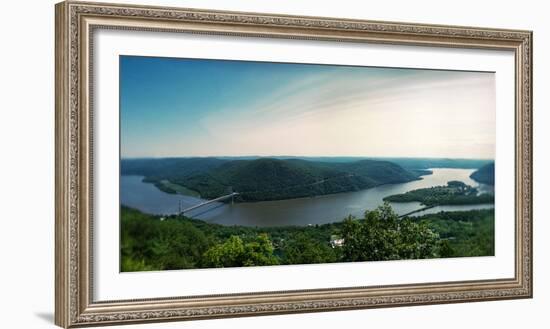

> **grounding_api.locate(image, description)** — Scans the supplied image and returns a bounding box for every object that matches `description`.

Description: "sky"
[120,55,495,159]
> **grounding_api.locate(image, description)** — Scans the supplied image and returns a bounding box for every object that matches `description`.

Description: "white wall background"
[0,0,546,328]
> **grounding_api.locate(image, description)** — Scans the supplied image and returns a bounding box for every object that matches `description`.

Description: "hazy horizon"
[121,155,495,161]
[121,56,496,159]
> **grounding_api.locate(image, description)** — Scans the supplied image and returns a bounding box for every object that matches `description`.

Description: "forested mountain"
[379,157,492,170]
[470,162,495,185]
[233,156,492,169]
[121,157,420,202]
[121,157,228,179]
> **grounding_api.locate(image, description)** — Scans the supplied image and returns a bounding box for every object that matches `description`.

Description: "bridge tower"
[228,186,234,205]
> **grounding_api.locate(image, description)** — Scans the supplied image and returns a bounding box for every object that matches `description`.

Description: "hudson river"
[121,168,494,227]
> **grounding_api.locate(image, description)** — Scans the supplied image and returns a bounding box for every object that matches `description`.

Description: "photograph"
[51,2,534,326]
[119,55,496,272]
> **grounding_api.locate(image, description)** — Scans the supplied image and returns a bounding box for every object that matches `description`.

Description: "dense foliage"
[420,210,495,257]
[383,181,494,206]
[470,162,495,185]
[202,234,279,267]
[122,157,227,179]
[122,157,420,202]
[120,205,494,272]
[340,203,439,261]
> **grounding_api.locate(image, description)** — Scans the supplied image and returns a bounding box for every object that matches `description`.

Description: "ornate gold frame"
[55,1,533,327]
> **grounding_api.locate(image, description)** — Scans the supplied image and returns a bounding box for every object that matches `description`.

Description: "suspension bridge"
[179,192,239,215]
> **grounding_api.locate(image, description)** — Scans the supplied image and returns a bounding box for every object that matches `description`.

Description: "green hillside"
[384,181,494,206]
[332,159,422,184]
[122,157,420,202]
[120,206,494,271]
[121,157,228,179]
[470,162,495,185]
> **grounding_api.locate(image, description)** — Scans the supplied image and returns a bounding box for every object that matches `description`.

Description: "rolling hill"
[121,157,421,202]
[470,162,495,185]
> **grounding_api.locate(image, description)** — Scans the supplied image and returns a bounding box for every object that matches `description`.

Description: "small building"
[330,235,345,248]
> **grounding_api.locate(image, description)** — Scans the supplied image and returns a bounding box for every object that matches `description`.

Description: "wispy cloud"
[121,57,495,159]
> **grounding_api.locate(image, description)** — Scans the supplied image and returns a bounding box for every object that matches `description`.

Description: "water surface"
[120,168,494,226]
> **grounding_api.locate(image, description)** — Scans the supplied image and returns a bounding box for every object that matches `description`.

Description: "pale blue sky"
[120,56,495,159]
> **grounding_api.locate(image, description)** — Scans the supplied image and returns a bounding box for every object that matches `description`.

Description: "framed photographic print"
[55,1,533,327]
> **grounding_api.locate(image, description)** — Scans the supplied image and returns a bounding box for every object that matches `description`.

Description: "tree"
[438,239,454,258]
[242,234,279,266]
[120,207,212,271]
[202,234,279,268]
[396,219,439,259]
[341,202,439,262]
[202,235,245,268]
[121,257,155,272]
[152,220,211,270]
[283,232,336,265]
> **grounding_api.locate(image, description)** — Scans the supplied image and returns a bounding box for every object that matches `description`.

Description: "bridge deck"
[181,192,239,214]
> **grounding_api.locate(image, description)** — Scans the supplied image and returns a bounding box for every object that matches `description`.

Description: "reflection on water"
[121,168,494,227]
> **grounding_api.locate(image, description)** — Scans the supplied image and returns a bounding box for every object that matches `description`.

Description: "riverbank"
[384,180,494,206]
[121,168,495,227]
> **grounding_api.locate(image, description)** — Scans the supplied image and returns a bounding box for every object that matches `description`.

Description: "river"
[120,168,494,227]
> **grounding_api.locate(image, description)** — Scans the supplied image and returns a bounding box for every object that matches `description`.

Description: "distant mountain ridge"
[122,156,493,168]
[121,157,421,202]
